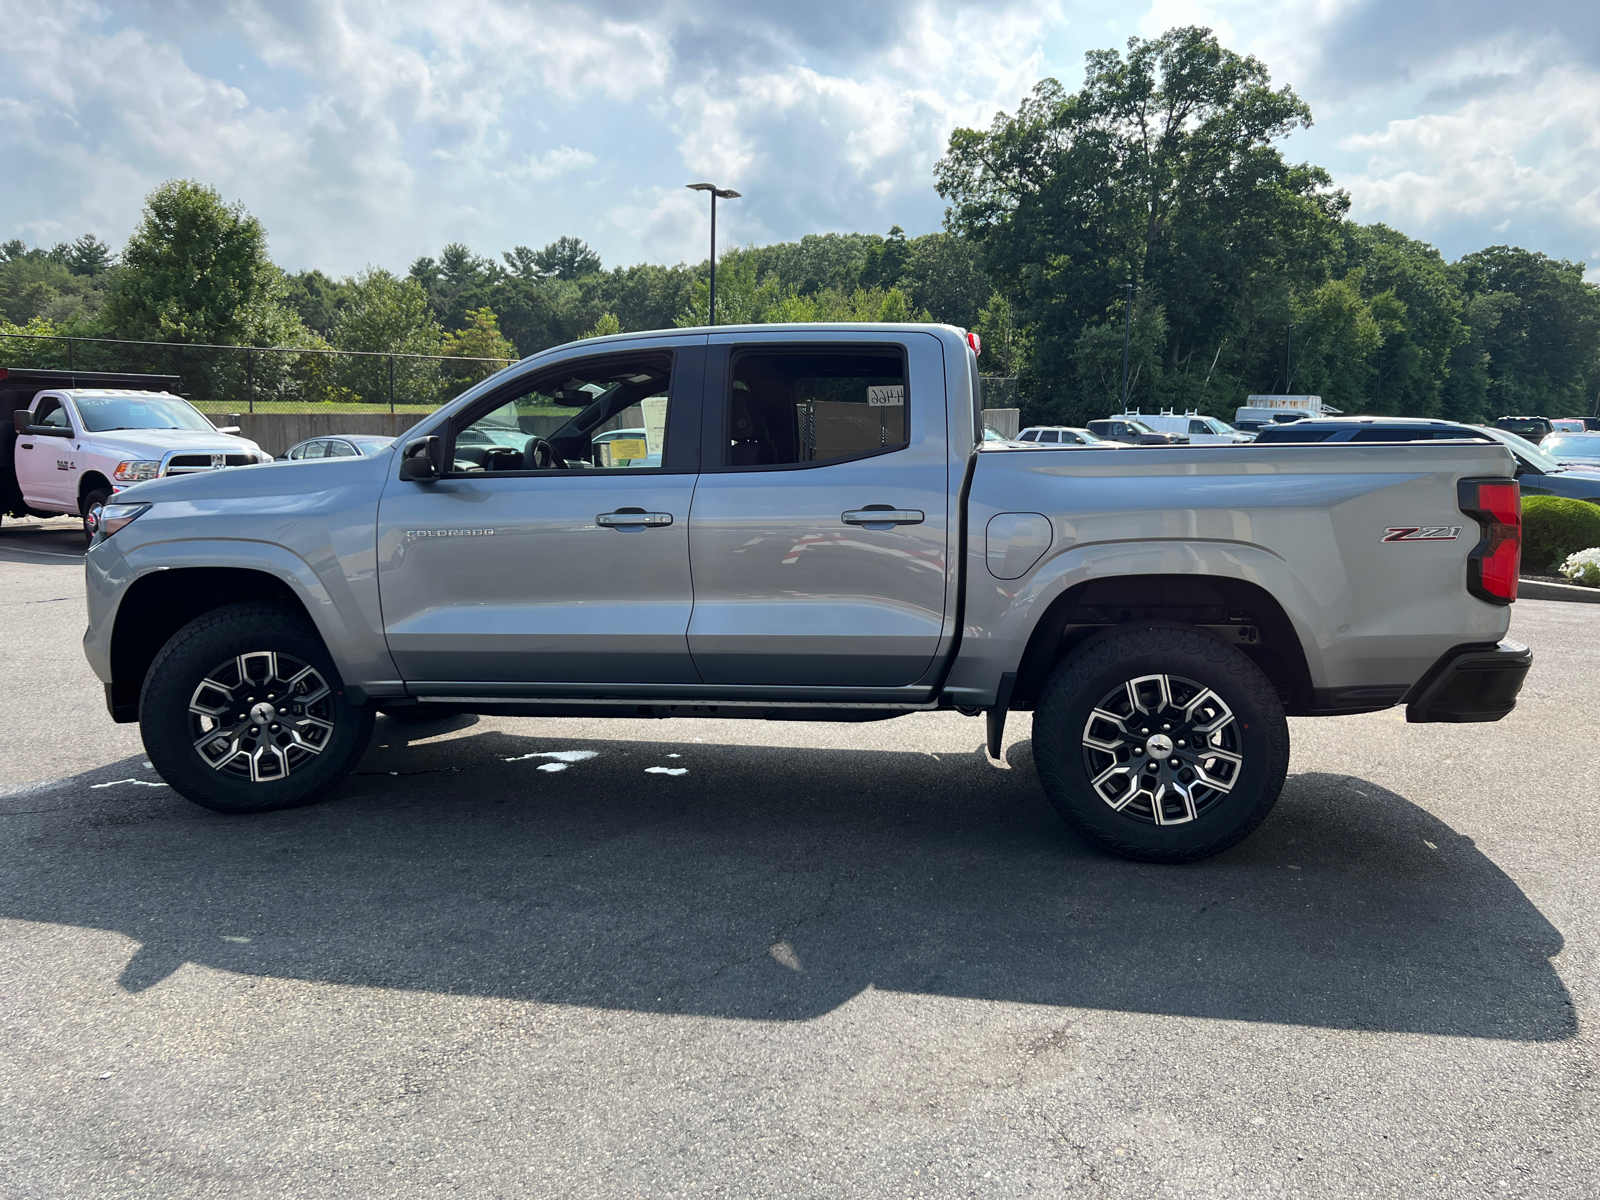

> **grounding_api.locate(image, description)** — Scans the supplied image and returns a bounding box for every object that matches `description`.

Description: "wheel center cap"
[249,701,277,725]
[1145,733,1174,760]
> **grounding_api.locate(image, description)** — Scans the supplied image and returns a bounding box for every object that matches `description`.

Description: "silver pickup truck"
[81,324,1531,862]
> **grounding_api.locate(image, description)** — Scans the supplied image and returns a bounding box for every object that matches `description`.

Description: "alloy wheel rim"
[1080,673,1242,825]
[188,651,335,782]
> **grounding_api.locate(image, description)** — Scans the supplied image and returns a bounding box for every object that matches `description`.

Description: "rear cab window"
[721,347,907,468]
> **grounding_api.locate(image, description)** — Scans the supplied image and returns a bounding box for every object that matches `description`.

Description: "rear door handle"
[842,508,924,526]
[596,510,673,528]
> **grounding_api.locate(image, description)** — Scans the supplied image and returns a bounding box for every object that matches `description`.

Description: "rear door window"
[723,348,907,467]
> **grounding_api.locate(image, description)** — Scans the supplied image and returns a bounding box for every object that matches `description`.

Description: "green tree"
[102,179,302,345]
[899,233,992,329]
[534,236,602,280]
[331,268,443,404]
[581,312,622,339]
[937,26,1345,423]
[974,292,1027,377]
[440,306,518,361]
[1456,246,1600,416]
[282,269,350,337]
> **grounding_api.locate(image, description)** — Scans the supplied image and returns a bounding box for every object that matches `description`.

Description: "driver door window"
[452,355,676,475]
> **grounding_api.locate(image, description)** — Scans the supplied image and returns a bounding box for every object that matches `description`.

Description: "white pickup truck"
[1,370,269,543]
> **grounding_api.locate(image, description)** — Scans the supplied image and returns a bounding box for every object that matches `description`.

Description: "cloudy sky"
[3,0,1597,277]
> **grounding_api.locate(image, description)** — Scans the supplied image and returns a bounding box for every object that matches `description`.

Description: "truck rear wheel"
[1032,623,1289,863]
[139,601,375,814]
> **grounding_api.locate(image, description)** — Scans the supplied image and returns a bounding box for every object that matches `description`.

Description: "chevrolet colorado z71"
[81,325,1531,862]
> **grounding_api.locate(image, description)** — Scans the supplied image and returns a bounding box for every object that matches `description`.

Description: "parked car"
[1253,416,1600,506]
[281,435,396,461]
[1114,411,1253,444]
[2,372,269,544]
[1495,416,1554,443]
[84,324,1529,864]
[1252,417,1497,445]
[1539,431,1600,466]
[1014,426,1109,445]
[1085,416,1189,446]
[1549,419,1587,434]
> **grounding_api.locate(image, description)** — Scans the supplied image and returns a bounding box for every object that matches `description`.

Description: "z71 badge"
[1383,526,1462,542]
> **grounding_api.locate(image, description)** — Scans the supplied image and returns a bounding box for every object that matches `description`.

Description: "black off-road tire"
[140,601,375,814]
[1032,622,1289,863]
[81,488,111,546]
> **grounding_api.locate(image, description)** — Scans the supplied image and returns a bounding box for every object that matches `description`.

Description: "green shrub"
[1521,495,1600,573]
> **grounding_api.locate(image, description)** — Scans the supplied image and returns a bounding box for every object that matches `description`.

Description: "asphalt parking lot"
[1,515,1596,1199]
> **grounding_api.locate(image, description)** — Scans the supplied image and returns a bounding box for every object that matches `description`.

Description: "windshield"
[1200,416,1233,434]
[1541,435,1600,461]
[1076,429,1104,443]
[73,395,216,433]
[1126,418,1154,434]
[1480,427,1561,473]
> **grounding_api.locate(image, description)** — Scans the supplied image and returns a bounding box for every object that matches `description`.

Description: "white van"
[1114,411,1253,445]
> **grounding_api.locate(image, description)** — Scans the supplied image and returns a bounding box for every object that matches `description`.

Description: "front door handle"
[596,509,673,528]
[842,508,924,526]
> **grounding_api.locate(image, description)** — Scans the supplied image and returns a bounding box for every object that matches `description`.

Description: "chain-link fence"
[0,333,515,414]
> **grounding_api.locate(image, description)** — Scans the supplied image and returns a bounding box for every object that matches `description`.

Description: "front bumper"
[1404,639,1532,723]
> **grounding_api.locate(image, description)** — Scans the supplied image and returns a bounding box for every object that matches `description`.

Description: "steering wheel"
[522,435,564,470]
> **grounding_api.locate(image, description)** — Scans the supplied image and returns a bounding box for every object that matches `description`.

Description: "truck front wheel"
[139,601,375,814]
[1032,623,1289,863]
[81,488,111,546]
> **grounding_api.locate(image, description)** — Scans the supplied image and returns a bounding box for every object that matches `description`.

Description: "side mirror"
[13,409,29,435]
[399,436,442,482]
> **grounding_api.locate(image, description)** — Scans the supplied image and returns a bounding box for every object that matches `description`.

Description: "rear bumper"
[1405,639,1532,724]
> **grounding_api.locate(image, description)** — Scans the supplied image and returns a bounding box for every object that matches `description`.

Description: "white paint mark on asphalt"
[645,767,687,776]
[221,936,251,944]
[143,761,153,769]
[90,778,168,789]
[769,941,802,971]
[667,753,681,758]
[536,763,568,773]
[504,750,598,764]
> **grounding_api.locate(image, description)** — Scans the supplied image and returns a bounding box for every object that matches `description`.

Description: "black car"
[1494,415,1553,443]
[1252,417,1600,504]
[1085,417,1189,446]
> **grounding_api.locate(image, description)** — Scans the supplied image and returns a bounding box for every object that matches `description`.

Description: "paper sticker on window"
[608,439,648,462]
[867,385,904,407]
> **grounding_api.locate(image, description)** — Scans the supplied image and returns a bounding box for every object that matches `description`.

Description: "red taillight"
[1458,478,1521,604]
[966,331,982,357]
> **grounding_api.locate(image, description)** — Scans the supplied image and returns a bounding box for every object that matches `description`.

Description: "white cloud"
[1340,61,1600,257]
[1,0,1598,276]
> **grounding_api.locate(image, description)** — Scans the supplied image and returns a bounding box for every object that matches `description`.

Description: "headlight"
[114,460,162,482]
[97,502,150,541]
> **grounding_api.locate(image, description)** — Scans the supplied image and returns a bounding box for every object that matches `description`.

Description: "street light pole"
[687,182,741,326]
[1120,281,1138,412]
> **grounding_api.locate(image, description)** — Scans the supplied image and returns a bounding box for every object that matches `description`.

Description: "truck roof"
[44,388,183,399]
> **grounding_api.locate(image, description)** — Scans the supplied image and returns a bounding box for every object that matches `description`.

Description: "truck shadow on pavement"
[0,719,1573,1041]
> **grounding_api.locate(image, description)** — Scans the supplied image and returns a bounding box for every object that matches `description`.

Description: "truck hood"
[88,428,265,459]
[112,449,383,504]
